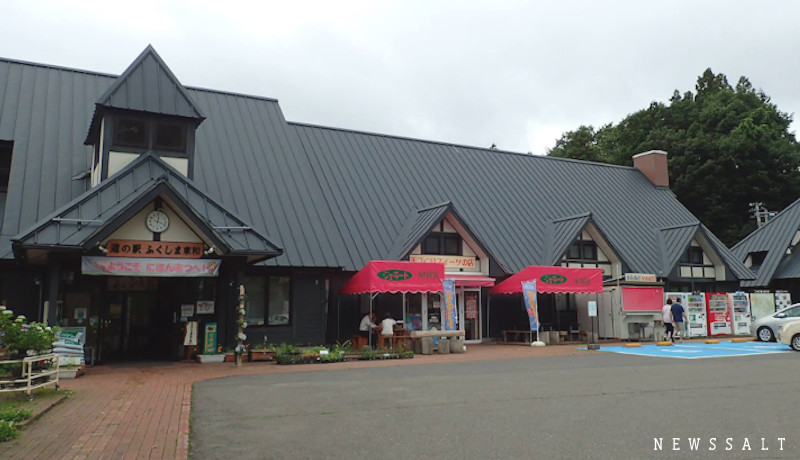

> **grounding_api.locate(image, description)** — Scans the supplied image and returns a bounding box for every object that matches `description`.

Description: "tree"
[547,69,800,246]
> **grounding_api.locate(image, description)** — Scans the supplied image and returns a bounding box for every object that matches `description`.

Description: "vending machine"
[686,293,707,338]
[728,292,751,335]
[664,292,706,338]
[705,293,732,336]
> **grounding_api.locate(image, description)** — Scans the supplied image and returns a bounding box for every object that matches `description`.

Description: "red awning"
[489,265,603,295]
[446,273,495,287]
[339,261,445,295]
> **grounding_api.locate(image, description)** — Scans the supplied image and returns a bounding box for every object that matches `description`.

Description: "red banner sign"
[82,256,221,277]
[106,240,204,259]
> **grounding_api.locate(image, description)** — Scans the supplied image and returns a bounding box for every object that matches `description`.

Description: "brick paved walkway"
[0,343,589,459]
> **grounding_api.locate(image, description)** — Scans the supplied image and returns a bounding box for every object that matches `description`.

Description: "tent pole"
[402,292,406,328]
[337,297,341,343]
[486,295,491,340]
[369,293,374,348]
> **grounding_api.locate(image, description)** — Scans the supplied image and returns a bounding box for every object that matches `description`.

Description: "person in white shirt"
[380,313,398,336]
[359,313,377,339]
[662,298,674,342]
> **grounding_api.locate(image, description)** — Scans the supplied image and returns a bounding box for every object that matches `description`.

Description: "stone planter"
[197,354,225,363]
[58,367,81,379]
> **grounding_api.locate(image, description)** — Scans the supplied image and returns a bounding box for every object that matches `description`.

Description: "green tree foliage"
[547,69,800,246]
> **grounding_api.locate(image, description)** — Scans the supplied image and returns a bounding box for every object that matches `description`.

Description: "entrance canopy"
[489,265,603,295]
[339,261,445,295]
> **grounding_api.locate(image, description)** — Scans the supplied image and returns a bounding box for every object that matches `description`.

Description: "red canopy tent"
[489,265,603,295]
[339,261,445,346]
[487,266,604,342]
[340,260,445,295]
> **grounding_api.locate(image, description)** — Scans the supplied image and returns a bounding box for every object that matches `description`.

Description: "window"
[113,118,148,147]
[111,117,188,153]
[244,275,291,326]
[0,140,12,222]
[748,251,767,271]
[154,123,186,151]
[678,245,715,279]
[422,233,461,255]
[562,240,612,277]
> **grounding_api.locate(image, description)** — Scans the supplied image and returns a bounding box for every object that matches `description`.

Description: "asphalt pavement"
[191,351,799,459]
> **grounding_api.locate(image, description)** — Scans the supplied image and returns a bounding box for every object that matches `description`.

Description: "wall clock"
[146,209,170,233]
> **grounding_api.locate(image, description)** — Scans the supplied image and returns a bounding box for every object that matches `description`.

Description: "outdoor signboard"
[82,256,221,277]
[522,281,540,332]
[442,280,457,330]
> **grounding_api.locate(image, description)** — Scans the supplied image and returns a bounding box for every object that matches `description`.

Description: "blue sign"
[442,280,457,330]
[522,281,539,332]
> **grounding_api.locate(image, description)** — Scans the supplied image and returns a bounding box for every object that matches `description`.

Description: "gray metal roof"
[731,198,800,286]
[0,51,753,279]
[95,45,204,119]
[658,223,699,275]
[0,56,342,268]
[290,122,749,276]
[386,202,450,260]
[12,153,282,262]
[545,213,591,265]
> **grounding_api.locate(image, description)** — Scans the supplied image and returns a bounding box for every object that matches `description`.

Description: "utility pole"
[749,202,776,228]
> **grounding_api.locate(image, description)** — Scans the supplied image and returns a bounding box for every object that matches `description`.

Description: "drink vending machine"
[664,292,707,338]
[686,293,707,338]
[705,293,732,336]
[728,292,751,335]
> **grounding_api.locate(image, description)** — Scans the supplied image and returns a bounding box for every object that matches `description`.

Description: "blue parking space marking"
[597,341,792,359]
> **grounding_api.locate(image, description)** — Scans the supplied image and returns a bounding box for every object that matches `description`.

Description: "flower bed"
[274,342,413,365]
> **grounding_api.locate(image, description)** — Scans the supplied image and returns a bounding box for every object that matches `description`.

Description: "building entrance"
[101,278,184,361]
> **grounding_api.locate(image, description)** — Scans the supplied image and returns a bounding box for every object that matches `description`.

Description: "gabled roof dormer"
[84,45,205,185]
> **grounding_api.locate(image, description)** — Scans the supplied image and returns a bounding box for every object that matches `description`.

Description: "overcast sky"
[2,1,799,155]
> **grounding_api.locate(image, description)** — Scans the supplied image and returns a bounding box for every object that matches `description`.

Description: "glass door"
[456,288,481,341]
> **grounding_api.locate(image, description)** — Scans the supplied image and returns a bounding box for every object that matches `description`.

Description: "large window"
[112,116,187,153]
[422,233,461,255]
[679,245,715,278]
[244,275,291,326]
[563,240,612,277]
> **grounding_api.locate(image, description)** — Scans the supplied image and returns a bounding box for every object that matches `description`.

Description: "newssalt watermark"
[654,437,786,452]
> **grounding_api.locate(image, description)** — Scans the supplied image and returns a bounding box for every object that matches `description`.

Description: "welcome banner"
[82,256,221,277]
[442,279,457,330]
[522,281,540,332]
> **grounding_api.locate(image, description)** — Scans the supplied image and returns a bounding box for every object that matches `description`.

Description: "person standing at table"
[670,297,688,342]
[662,298,674,342]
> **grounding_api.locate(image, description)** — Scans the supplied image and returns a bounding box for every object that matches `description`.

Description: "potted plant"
[58,364,82,379]
[197,345,225,363]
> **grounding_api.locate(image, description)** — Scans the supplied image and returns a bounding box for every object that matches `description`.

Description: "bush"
[0,305,58,355]
[0,408,32,423]
[0,420,19,442]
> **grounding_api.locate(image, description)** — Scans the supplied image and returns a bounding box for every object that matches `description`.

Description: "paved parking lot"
[192,348,799,460]
[599,340,792,359]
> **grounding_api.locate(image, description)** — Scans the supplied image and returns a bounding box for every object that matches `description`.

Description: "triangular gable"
[12,154,281,263]
[732,198,800,287]
[697,225,754,281]
[657,223,699,275]
[96,45,204,119]
[385,202,507,273]
[386,202,450,260]
[545,212,591,265]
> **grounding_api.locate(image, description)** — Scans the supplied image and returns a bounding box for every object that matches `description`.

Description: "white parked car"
[776,320,800,351]
[754,303,800,342]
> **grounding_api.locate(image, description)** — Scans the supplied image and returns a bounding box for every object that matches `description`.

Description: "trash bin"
[540,330,550,344]
[549,330,559,344]
[438,338,450,354]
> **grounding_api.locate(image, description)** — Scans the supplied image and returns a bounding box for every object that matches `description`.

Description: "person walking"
[662,298,674,342]
[670,297,688,342]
